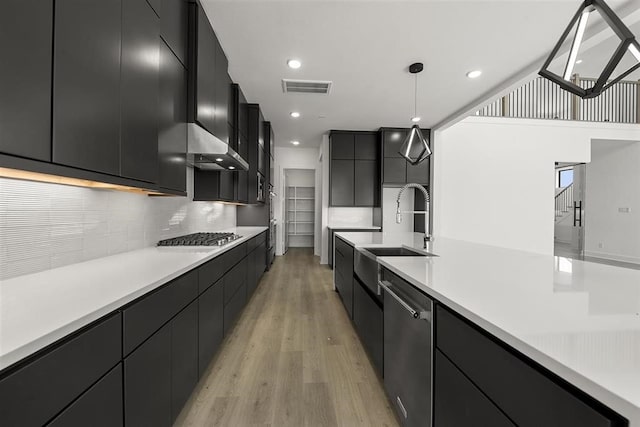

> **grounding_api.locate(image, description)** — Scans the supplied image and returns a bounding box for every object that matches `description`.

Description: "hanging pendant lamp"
[539,0,640,99]
[399,63,431,165]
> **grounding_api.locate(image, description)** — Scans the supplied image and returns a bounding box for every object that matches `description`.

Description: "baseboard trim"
[583,250,640,265]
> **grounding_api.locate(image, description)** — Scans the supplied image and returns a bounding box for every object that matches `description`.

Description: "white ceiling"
[201,0,639,148]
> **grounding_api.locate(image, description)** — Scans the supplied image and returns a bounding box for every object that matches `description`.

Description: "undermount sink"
[362,247,436,257]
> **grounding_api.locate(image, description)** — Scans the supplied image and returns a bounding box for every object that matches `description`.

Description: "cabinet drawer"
[434,350,514,427]
[436,306,624,427]
[223,282,247,336]
[198,279,224,376]
[224,257,248,305]
[48,363,123,427]
[198,243,247,293]
[123,270,198,355]
[0,313,122,427]
[255,231,267,246]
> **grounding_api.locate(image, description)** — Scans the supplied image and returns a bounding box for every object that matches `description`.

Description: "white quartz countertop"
[336,231,640,426]
[0,227,267,372]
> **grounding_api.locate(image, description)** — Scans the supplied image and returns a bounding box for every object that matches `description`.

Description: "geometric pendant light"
[539,0,640,99]
[399,62,432,165]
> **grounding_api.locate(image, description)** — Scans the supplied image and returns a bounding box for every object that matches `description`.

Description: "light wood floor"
[174,248,399,427]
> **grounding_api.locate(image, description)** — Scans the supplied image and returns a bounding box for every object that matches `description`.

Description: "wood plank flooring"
[174,248,399,427]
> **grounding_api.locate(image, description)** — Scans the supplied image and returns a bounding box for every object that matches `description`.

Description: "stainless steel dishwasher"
[380,268,433,427]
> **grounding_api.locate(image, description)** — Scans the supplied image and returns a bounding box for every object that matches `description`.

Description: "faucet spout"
[395,183,432,247]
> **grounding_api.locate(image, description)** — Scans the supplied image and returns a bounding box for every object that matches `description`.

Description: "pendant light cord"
[414,73,418,119]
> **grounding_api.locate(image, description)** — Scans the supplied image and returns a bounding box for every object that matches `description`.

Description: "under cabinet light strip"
[564,9,591,81]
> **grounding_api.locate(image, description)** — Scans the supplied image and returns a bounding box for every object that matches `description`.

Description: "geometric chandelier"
[539,0,640,99]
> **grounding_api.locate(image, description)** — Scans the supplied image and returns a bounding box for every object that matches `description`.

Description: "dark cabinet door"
[353,278,383,376]
[246,249,258,297]
[160,0,187,65]
[121,0,160,183]
[124,323,172,427]
[195,7,216,134]
[53,0,121,175]
[0,0,52,161]
[48,364,123,427]
[223,282,247,336]
[406,157,430,185]
[354,133,378,160]
[159,41,187,192]
[237,89,249,159]
[331,133,355,159]
[383,130,407,158]
[256,240,267,283]
[198,279,224,376]
[237,171,248,203]
[383,158,407,185]
[219,171,235,201]
[434,350,515,427]
[354,160,378,207]
[171,301,199,422]
[330,160,354,206]
[146,0,161,16]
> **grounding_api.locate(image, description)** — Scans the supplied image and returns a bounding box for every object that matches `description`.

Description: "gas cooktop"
[157,232,242,247]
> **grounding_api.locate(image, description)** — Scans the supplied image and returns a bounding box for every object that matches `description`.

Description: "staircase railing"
[477,75,640,124]
[555,183,574,222]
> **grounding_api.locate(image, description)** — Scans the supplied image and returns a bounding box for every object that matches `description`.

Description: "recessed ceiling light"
[411,116,421,123]
[575,59,583,64]
[215,158,223,162]
[287,59,301,69]
[291,140,300,146]
[228,166,235,170]
[290,112,301,118]
[466,70,482,79]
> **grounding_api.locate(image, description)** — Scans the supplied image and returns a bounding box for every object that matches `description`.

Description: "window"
[558,169,574,188]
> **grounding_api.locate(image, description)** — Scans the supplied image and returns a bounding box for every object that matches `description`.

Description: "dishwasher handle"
[378,280,431,321]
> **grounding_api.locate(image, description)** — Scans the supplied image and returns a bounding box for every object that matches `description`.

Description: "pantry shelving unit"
[286,186,315,248]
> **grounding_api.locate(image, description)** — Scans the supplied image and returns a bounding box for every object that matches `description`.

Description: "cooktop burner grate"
[157,232,242,247]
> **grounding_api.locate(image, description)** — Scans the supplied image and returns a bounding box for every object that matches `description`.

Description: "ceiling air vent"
[282,79,332,94]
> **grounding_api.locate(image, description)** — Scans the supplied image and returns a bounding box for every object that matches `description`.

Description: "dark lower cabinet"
[198,279,224,376]
[330,159,355,206]
[124,323,172,427]
[121,0,159,183]
[435,350,514,427]
[171,301,199,422]
[255,240,267,283]
[158,40,187,193]
[0,313,121,427]
[0,0,52,162]
[223,282,247,336]
[352,277,383,376]
[48,364,124,427]
[246,248,258,296]
[334,237,354,318]
[53,0,122,175]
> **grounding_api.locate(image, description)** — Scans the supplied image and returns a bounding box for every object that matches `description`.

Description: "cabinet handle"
[378,280,431,321]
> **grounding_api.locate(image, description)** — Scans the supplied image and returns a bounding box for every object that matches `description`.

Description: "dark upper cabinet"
[330,160,355,207]
[193,168,234,202]
[124,323,172,427]
[355,133,378,160]
[246,104,265,204]
[160,0,187,65]
[0,0,52,162]
[331,133,355,159]
[53,0,121,175]
[236,171,249,203]
[159,41,187,193]
[381,128,430,185]
[192,4,216,134]
[329,131,379,207]
[121,0,160,183]
[354,160,378,206]
[212,54,230,144]
[236,88,249,159]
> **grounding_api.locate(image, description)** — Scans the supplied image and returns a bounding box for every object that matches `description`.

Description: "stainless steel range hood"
[187,123,249,171]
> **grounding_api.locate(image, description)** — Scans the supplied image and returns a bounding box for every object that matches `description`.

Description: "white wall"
[273,146,321,256]
[0,168,236,280]
[381,187,415,234]
[433,117,640,255]
[585,139,640,264]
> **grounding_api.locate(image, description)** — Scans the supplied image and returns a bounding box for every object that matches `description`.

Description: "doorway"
[554,163,586,259]
[283,169,316,253]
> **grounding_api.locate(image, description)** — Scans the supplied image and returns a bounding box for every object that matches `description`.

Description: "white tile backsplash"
[0,169,236,280]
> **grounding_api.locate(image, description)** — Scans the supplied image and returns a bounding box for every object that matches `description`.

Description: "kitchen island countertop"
[0,226,267,372]
[335,231,640,426]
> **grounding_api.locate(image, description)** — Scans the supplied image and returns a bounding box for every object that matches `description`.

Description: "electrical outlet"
[618,207,631,213]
